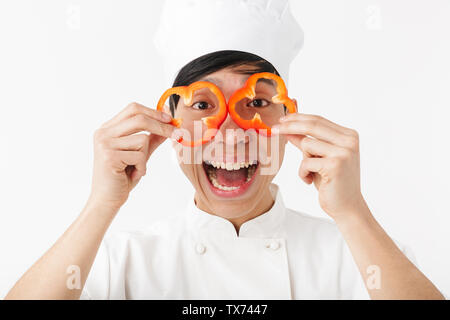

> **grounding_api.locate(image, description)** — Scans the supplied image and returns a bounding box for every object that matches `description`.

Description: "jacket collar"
[185,183,287,239]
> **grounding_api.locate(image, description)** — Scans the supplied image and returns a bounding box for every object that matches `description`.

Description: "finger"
[109,134,150,152]
[110,133,166,162]
[276,119,351,147]
[299,157,326,184]
[280,113,353,136]
[106,113,175,138]
[101,102,172,129]
[299,151,314,184]
[147,134,167,160]
[109,150,147,180]
[286,134,347,158]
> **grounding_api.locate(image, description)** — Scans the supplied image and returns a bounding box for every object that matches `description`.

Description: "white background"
[0,0,449,298]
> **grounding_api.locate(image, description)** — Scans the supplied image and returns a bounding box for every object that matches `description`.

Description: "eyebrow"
[256,78,276,87]
[201,76,276,88]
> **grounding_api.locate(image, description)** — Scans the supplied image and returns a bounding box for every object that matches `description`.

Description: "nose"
[216,113,249,145]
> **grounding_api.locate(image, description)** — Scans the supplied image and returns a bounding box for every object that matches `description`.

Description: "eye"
[247,99,270,108]
[191,101,213,110]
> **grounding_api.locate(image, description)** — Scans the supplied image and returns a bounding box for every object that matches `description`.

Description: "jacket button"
[266,241,280,250]
[195,243,206,255]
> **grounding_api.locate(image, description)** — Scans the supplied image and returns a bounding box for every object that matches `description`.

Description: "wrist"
[83,195,121,221]
[87,189,127,210]
[333,198,374,233]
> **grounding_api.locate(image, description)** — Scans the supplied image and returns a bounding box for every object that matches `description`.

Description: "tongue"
[215,168,247,187]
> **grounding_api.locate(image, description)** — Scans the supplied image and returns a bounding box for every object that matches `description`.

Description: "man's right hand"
[88,102,175,211]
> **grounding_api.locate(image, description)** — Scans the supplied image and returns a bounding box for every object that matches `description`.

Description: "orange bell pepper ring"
[156,81,227,147]
[228,72,296,136]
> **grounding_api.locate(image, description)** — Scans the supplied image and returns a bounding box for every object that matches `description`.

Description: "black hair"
[168,50,280,116]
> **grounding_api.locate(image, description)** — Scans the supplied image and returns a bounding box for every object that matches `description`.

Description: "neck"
[194,186,275,235]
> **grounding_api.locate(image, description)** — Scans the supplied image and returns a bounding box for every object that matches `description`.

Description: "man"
[5,0,444,299]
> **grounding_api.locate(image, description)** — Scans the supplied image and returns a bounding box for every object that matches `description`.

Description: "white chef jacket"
[80,183,416,300]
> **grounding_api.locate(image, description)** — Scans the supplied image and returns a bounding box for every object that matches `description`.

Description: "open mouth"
[202,160,259,197]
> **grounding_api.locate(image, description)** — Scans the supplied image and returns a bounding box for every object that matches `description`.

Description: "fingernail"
[279,116,287,122]
[161,112,172,122]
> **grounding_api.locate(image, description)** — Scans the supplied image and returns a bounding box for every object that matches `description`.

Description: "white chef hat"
[153,0,303,88]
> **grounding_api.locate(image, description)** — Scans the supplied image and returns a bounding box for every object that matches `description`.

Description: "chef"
[5,0,444,300]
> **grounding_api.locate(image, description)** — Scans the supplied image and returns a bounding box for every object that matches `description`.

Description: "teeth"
[205,160,259,191]
[206,160,257,171]
[208,173,239,191]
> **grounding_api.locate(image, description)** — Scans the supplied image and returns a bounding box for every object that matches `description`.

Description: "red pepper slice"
[156,81,227,147]
[227,72,296,136]
[157,72,296,146]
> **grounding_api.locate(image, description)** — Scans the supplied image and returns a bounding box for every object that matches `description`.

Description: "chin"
[195,160,271,217]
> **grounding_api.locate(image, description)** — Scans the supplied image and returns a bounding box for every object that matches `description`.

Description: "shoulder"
[283,207,418,265]
[285,207,336,227]
[102,213,186,252]
[283,207,342,242]
[281,207,351,265]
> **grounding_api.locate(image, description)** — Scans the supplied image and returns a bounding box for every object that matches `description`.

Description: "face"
[172,66,292,220]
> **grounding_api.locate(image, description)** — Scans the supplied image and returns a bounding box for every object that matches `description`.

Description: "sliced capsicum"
[156,81,227,147]
[227,72,296,136]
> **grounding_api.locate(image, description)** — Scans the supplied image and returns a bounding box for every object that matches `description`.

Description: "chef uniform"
[80,184,416,299]
[81,0,417,299]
